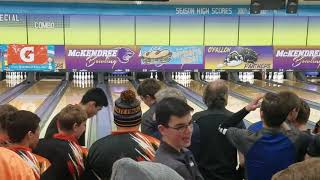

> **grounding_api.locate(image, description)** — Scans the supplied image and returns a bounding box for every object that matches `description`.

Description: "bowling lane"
[9,79,61,112]
[272,79,320,93]
[252,79,320,123]
[309,79,320,84]
[157,81,203,114]
[178,80,261,124]
[0,80,12,95]
[40,81,92,138]
[252,80,320,104]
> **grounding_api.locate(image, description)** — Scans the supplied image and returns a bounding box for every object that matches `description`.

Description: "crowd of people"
[0,78,320,180]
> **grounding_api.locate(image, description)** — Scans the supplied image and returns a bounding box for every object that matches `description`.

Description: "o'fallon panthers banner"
[204,46,273,70]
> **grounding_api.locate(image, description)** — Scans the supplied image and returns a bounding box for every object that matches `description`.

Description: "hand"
[245,95,264,111]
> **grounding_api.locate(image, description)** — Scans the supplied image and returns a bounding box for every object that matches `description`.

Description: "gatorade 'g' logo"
[20,47,35,62]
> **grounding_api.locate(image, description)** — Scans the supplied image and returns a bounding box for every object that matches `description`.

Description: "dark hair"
[137,79,161,98]
[203,80,228,109]
[81,88,108,107]
[155,97,194,126]
[313,120,320,134]
[278,91,300,115]
[58,104,88,131]
[296,99,310,125]
[261,93,288,128]
[0,104,18,130]
[6,110,40,143]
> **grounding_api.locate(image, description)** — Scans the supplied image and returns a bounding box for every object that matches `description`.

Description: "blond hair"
[57,104,88,131]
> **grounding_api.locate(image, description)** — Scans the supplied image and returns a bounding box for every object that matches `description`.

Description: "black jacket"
[193,107,248,180]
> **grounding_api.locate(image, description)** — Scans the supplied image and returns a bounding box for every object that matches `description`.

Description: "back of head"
[111,158,184,180]
[296,99,310,125]
[314,119,320,134]
[261,93,288,128]
[307,134,320,157]
[58,104,88,132]
[278,91,300,121]
[137,79,161,98]
[272,158,320,180]
[6,110,40,143]
[0,104,18,131]
[81,88,108,107]
[114,90,142,128]
[155,87,186,103]
[203,80,228,109]
[156,97,193,126]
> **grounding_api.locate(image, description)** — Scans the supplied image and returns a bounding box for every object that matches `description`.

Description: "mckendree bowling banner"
[65,46,141,71]
[65,46,203,71]
[273,47,320,70]
[0,44,60,71]
[204,46,273,70]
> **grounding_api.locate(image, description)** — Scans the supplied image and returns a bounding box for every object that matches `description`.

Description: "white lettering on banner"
[292,56,320,69]
[20,47,35,63]
[67,50,118,57]
[176,8,195,15]
[207,47,231,53]
[211,8,233,15]
[196,8,210,15]
[176,7,233,15]
[276,50,320,57]
[34,22,55,29]
[0,14,20,22]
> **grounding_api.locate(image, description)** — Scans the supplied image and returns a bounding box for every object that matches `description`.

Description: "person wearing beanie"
[83,90,160,180]
[111,158,184,180]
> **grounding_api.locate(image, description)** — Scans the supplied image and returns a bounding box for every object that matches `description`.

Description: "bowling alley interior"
[0,0,320,180]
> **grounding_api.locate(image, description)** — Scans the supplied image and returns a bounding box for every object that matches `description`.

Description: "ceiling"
[1,0,319,5]
[0,0,252,5]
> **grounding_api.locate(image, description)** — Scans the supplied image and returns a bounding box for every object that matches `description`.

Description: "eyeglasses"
[164,121,193,133]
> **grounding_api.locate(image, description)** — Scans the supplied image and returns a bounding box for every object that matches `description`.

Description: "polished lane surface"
[248,79,320,123]
[271,79,320,93]
[9,79,61,112]
[40,81,92,138]
[0,80,14,95]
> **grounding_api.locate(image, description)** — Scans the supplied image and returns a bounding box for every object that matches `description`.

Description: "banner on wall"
[65,46,141,71]
[140,46,204,70]
[204,46,273,70]
[65,46,204,71]
[1,44,58,71]
[273,47,320,70]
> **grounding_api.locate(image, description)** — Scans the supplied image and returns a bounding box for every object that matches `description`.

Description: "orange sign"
[7,45,48,64]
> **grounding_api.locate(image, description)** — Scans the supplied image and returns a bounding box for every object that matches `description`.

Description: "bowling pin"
[239,72,243,81]
[273,72,278,80]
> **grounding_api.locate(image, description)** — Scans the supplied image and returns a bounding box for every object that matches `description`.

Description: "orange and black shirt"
[83,131,160,180]
[7,145,51,180]
[34,133,87,180]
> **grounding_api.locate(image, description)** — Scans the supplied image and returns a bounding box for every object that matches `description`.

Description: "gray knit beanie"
[111,158,184,180]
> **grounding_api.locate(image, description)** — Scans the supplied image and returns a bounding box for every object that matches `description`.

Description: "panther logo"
[116,48,135,64]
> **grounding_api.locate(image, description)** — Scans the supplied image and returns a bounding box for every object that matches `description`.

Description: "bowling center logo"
[66,47,135,68]
[205,46,273,70]
[7,45,48,64]
[273,48,320,70]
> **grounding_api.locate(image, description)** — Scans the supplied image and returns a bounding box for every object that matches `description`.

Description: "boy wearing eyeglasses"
[154,97,204,180]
